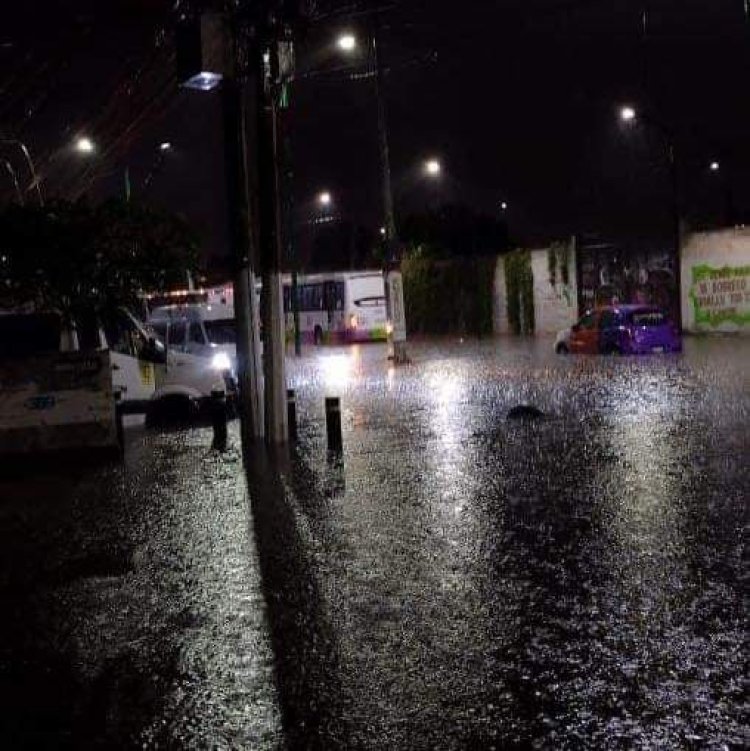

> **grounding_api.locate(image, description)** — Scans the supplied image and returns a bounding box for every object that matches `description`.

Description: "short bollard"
[211,388,228,452]
[325,396,342,453]
[287,389,298,442]
[114,391,125,459]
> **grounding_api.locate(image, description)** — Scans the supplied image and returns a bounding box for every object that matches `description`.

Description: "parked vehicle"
[1,307,234,420]
[283,271,388,345]
[147,302,237,373]
[556,305,682,355]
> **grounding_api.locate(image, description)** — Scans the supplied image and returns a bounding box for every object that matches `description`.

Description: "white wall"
[493,257,511,334]
[493,240,578,335]
[681,228,750,335]
[531,242,578,334]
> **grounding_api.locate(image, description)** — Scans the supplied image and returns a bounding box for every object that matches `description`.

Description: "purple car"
[563,305,682,355]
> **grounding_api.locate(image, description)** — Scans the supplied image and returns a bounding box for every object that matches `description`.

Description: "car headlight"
[211,352,232,371]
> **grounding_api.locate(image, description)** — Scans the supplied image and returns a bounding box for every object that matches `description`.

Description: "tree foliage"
[399,203,510,259]
[0,199,199,318]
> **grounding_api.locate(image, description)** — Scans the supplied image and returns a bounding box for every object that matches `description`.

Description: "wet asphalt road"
[1,335,748,749]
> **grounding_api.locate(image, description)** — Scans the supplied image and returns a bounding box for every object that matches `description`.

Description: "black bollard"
[114,390,125,459]
[211,388,228,452]
[325,396,342,453]
[287,389,297,442]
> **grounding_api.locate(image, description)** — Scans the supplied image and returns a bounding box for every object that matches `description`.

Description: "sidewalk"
[0,422,283,749]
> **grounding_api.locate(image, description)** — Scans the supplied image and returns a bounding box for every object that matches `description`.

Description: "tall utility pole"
[371,19,409,364]
[257,38,289,443]
[222,29,265,443]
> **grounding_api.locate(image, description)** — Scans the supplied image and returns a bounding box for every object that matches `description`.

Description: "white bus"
[283,270,388,345]
[151,270,389,346]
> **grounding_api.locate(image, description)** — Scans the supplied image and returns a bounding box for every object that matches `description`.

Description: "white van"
[147,302,238,371]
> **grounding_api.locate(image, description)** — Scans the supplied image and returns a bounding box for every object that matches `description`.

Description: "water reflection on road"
[271,336,747,749]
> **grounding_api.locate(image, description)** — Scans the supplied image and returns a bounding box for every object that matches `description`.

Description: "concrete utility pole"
[372,20,409,364]
[257,40,289,443]
[222,41,265,443]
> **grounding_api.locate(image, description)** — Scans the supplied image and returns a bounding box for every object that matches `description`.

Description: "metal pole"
[668,143,683,331]
[371,23,408,364]
[257,41,289,444]
[222,73,264,443]
[2,159,23,204]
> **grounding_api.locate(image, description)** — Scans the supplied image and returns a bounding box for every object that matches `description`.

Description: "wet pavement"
[1,335,748,749]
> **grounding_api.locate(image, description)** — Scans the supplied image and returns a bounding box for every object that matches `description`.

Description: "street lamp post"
[619,104,683,329]
[370,25,408,364]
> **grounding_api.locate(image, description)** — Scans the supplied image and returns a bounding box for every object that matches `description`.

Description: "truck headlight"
[211,352,232,371]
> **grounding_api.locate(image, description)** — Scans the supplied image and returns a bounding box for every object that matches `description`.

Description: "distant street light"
[337,33,357,53]
[75,137,95,154]
[424,159,441,176]
[710,161,720,172]
[318,191,332,207]
[159,141,173,152]
[500,201,509,211]
[619,105,637,123]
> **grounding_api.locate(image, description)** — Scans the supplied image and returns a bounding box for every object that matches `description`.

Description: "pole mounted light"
[318,190,332,207]
[620,105,637,123]
[337,33,357,53]
[709,161,720,172]
[76,137,95,154]
[424,158,441,176]
[159,141,173,152]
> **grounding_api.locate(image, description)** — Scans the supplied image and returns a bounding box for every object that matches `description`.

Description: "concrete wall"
[493,257,511,334]
[493,240,578,335]
[681,228,750,335]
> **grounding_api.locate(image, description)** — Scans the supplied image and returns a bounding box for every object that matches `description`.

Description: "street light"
[318,190,332,207]
[75,137,95,154]
[336,33,357,53]
[500,201,509,211]
[710,161,720,172]
[619,105,637,123]
[159,141,173,152]
[424,159,441,176]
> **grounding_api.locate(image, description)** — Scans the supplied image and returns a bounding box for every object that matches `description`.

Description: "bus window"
[324,281,344,312]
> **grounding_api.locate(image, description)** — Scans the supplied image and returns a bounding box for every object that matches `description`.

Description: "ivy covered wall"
[401,251,496,335]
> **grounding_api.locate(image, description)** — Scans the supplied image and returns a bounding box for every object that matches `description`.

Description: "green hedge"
[401,252,496,336]
[504,249,535,335]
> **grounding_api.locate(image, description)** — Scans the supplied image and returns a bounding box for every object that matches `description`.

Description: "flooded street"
[1,336,747,749]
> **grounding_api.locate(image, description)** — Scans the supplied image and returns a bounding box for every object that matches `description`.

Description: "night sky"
[2,1,749,266]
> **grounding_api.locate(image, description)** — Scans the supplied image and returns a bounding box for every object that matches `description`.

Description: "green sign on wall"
[690,264,750,328]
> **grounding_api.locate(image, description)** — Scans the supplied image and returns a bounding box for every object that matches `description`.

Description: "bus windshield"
[204,319,237,345]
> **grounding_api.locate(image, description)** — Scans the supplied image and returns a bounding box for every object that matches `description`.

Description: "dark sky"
[2,1,749,262]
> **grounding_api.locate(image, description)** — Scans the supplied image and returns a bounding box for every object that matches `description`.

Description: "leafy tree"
[0,199,198,319]
[399,203,510,259]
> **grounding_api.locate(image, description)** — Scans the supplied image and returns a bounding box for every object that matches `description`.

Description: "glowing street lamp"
[75,136,95,154]
[318,191,332,207]
[159,141,173,152]
[337,33,357,53]
[500,201,509,211]
[619,105,637,123]
[424,159,441,176]
[710,161,720,172]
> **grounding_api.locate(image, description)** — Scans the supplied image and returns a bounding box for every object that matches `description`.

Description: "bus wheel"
[313,326,323,346]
